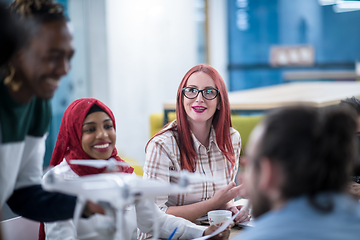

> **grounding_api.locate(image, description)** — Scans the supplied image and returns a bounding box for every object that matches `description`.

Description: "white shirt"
[0,133,46,207]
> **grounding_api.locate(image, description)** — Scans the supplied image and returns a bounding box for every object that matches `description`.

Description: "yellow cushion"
[168,112,177,122]
[149,113,165,138]
[149,112,177,137]
[149,112,263,151]
[231,115,263,151]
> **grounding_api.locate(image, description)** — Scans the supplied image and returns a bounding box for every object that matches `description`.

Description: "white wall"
[68,0,110,105]
[208,0,228,86]
[105,0,198,164]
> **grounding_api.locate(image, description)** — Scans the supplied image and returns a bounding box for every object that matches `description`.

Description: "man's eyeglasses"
[182,87,219,100]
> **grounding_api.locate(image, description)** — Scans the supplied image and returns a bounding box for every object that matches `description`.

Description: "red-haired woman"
[143,64,250,225]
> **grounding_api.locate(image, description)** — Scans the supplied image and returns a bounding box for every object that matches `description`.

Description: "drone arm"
[44,218,77,240]
[136,199,206,239]
[73,196,86,230]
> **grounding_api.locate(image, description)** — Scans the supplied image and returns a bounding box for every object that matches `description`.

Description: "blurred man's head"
[339,97,360,180]
[243,105,357,218]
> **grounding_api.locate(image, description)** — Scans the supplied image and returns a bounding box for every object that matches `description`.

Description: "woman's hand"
[204,223,232,240]
[210,182,242,209]
[228,205,251,224]
[84,201,105,217]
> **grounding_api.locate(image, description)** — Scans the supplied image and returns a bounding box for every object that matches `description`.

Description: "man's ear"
[258,157,281,192]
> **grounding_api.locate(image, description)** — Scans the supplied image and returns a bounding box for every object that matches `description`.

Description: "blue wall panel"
[227,0,360,91]
[320,6,360,63]
[228,0,282,90]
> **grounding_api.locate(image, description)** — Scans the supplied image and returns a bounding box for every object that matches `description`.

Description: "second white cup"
[208,210,232,226]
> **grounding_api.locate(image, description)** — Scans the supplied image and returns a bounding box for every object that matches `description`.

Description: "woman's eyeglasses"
[182,87,219,100]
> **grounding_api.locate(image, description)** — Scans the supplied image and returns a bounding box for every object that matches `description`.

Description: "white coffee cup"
[208,210,232,226]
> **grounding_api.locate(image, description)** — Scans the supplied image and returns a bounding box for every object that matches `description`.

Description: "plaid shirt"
[143,120,241,212]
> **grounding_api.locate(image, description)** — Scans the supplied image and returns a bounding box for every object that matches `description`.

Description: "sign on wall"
[270,45,314,67]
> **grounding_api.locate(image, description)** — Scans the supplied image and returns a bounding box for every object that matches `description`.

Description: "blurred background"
[5,0,360,166]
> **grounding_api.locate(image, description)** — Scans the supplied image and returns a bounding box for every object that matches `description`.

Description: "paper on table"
[196,215,208,221]
[237,220,254,227]
[234,198,248,207]
[192,210,241,240]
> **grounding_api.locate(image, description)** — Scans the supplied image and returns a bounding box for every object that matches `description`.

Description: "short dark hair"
[8,0,67,46]
[0,2,24,66]
[9,0,66,22]
[339,96,360,116]
[255,105,356,211]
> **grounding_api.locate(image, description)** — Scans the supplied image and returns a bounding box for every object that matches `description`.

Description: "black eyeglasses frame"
[182,87,219,100]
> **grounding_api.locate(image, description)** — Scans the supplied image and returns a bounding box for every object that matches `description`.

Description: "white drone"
[42,158,218,240]
[70,158,220,187]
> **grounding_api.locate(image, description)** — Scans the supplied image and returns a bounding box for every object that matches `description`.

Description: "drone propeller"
[154,169,221,187]
[70,160,110,168]
[70,158,134,171]
[170,170,209,180]
[70,160,221,186]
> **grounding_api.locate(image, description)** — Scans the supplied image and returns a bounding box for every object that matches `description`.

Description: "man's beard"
[251,191,272,219]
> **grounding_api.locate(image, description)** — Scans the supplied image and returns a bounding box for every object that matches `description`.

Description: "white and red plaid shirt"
[143,120,241,212]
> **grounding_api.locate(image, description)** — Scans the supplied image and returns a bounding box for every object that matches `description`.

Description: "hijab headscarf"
[50,98,134,175]
[39,98,133,240]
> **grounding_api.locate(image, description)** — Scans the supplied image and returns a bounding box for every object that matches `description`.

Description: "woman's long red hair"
[147,64,234,172]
